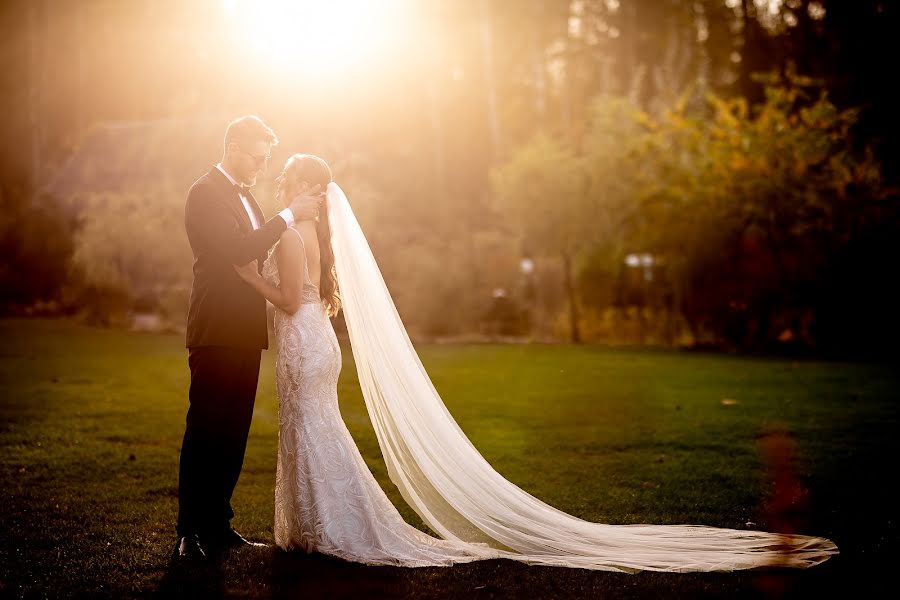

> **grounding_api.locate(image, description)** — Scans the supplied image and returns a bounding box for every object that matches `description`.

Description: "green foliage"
[580,98,652,270]
[68,186,192,322]
[6,0,900,356]
[35,75,891,353]
[561,76,894,352]
[491,133,590,257]
[491,134,595,341]
[0,186,74,311]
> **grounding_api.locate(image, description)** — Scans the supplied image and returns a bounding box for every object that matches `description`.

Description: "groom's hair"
[223,115,278,154]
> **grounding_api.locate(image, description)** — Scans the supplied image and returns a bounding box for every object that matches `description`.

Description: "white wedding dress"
[265,183,838,572]
[265,229,496,566]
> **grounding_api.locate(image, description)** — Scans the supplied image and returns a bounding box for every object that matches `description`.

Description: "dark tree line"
[1,1,898,356]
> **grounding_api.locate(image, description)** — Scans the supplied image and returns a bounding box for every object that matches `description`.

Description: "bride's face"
[276,173,299,208]
[277,171,314,207]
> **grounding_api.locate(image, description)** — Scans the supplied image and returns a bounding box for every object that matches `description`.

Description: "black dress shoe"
[174,534,207,561]
[218,527,267,549]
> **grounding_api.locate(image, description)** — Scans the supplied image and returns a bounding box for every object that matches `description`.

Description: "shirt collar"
[215,163,240,188]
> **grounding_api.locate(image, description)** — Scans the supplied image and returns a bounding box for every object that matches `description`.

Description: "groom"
[175,115,321,560]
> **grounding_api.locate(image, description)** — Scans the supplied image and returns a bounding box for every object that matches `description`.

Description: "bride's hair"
[282,153,341,317]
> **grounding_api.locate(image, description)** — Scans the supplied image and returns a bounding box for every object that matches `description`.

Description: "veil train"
[325,182,838,573]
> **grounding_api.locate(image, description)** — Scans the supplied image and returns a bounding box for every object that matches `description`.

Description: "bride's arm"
[234,230,305,314]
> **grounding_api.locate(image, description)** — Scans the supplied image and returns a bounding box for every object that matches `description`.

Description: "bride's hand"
[234,260,260,282]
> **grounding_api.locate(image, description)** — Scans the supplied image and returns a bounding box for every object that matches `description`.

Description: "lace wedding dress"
[265,229,497,566]
[265,184,838,572]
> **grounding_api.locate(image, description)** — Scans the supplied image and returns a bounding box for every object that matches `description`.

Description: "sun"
[223,0,408,77]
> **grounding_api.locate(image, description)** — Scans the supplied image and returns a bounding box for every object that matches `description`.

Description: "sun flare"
[223,0,409,77]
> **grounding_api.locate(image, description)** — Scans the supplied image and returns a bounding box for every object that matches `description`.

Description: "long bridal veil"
[325,182,838,573]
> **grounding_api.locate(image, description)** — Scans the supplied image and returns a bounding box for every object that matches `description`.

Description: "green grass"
[1,318,896,599]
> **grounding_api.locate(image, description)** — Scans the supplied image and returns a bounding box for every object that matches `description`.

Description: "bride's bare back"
[262,222,321,314]
[291,221,320,289]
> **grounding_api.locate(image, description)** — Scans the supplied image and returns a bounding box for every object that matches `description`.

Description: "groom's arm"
[185,184,287,266]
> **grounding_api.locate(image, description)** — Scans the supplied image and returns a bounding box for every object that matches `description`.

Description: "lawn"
[1,318,896,599]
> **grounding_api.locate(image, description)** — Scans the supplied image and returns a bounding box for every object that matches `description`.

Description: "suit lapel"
[242,189,269,274]
[244,189,266,229]
[208,166,253,231]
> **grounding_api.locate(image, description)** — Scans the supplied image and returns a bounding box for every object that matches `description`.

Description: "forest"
[1,0,897,357]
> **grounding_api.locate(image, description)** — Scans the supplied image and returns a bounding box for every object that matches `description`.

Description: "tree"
[69,186,192,323]
[0,185,73,311]
[491,134,590,342]
[609,74,889,351]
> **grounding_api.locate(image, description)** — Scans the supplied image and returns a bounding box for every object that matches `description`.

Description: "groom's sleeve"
[277,207,295,227]
[185,184,287,266]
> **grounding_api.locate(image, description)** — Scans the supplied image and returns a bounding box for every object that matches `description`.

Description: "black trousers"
[177,346,261,537]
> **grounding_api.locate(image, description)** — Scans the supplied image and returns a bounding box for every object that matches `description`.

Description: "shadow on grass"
[151,544,853,600]
[154,547,411,600]
[154,550,226,600]
[270,551,408,599]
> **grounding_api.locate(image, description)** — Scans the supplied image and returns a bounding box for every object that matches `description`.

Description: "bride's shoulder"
[279,224,317,254]
[295,222,320,254]
[279,226,299,244]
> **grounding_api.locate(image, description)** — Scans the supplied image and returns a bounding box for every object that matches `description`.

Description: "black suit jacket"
[184,167,287,349]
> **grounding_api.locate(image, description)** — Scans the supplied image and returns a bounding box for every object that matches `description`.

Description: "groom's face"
[234,140,272,187]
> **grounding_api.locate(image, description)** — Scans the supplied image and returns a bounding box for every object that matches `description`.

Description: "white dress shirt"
[216,163,294,230]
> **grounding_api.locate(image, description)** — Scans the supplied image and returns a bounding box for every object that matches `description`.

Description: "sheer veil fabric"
[325,182,838,573]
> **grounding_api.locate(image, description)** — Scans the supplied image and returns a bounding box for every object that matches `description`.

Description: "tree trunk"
[739,0,758,103]
[426,14,446,209]
[562,251,581,343]
[427,79,446,200]
[76,3,87,138]
[531,0,546,130]
[480,0,502,160]
[28,2,45,200]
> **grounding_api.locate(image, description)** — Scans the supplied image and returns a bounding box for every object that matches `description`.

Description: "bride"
[234,154,838,572]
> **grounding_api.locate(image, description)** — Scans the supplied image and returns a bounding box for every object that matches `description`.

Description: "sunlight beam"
[223,0,408,77]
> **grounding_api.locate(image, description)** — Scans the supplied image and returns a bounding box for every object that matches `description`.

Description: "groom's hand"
[289,184,324,222]
[234,259,260,282]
